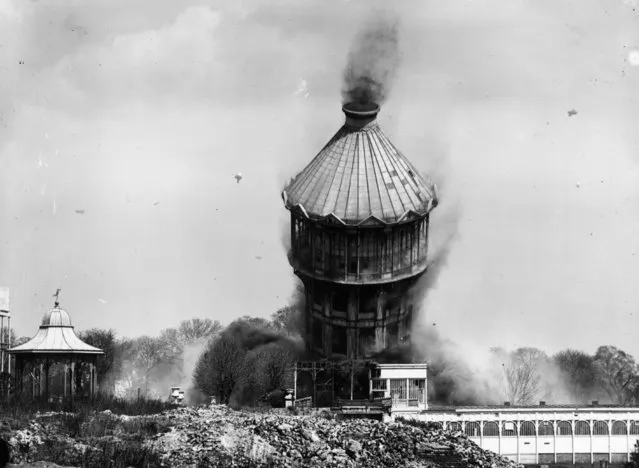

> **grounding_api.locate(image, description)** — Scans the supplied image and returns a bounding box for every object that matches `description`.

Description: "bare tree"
[133,335,172,393]
[178,318,221,344]
[253,343,295,394]
[554,349,599,403]
[78,328,117,392]
[494,347,547,405]
[594,345,638,404]
[270,306,302,337]
[159,327,184,358]
[194,334,246,404]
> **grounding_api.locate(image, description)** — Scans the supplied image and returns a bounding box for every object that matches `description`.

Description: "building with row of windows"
[395,404,639,465]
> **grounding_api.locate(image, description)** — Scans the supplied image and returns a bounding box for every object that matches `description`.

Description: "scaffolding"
[292,360,374,407]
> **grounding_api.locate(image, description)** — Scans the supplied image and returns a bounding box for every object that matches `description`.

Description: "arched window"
[593,421,609,436]
[447,422,462,432]
[465,422,481,437]
[520,421,536,436]
[538,421,554,436]
[630,422,639,435]
[430,422,443,430]
[612,421,627,435]
[557,421,572,436]
[483,422,499,437]
[575,421,590,436]
[502,421,517,437]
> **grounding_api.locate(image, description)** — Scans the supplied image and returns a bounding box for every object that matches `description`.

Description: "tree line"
[491,346,639,406]
[6,304,639,407]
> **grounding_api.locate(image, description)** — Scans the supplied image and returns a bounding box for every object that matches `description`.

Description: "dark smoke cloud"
[342,14,401,105]
[224,319,303,354]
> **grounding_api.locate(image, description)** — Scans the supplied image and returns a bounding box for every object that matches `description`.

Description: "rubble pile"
[2,405,523,467]
[147,405,523,468]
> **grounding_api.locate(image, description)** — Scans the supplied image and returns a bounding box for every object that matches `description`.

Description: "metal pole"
[312,363,317,407]
[7,315,11,376]
[350,361,354,400]
[293,362,297,402]
[1,315,4,373]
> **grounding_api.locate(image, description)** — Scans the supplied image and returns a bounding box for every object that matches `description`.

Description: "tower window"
[332,326,347,355]
[347,235,358,274]
[312,318,323,350]
[360,288,377,314]
[332,290,348,313]
[314,232,323,267]
[387,322,399,347]
[359,328,375,356]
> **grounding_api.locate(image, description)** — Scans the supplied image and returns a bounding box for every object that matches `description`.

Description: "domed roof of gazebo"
[282,102,438,226]
[41,307,73,327]
[9,306,103,355]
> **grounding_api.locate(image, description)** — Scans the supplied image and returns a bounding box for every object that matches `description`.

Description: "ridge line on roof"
[365,133,383,217]
[368,131,397,221]
[344,133,357,221]
[370,130,402,220]
[362,131,372,219]
[289,127,343,204]
[332,131,352,216]
[377,129,412,213]
[319,132,348,216]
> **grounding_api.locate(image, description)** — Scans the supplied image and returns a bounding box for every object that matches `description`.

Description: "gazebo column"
[39,361,44,399]
[44,358,50,402]
[70,359,76,400]
[31,361,36,398]
[63,362,68,398]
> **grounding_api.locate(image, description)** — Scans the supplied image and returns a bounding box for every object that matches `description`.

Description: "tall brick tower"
[282,102,437,360]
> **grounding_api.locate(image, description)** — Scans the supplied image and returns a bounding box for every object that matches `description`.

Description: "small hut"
[8,294,103,401]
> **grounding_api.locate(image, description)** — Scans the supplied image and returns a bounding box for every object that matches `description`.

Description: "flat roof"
[425,405,639,413]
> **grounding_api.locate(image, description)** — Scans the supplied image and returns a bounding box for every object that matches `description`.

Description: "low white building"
[396,405,639,465]
[370,363,428,411]
[371,363,639,465]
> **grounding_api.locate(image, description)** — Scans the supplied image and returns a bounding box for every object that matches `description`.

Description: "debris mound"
[147,405,523,468]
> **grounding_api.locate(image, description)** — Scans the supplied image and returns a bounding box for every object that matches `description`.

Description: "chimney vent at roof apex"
[592,400,599,406]
[539,401,546,406]
[342,102,380,129]
[504,401,511,407]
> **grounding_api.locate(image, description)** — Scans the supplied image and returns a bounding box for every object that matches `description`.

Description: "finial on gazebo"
[53,288,61,308]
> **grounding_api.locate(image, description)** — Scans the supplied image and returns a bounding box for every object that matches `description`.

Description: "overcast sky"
[1,0,639,358]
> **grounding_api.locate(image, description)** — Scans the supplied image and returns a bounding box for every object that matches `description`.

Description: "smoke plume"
[223,319,303,353]
[342,15,401,105]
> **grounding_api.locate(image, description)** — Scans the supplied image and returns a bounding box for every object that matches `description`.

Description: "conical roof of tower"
[282,102,438,226]
[9,305,103,355]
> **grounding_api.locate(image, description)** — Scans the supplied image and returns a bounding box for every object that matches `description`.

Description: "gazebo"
[8,295,103,401]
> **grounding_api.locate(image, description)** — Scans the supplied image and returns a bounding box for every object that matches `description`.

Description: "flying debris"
[567,109,577,117]
[153,201,160,206]
[234,173,243,184]
[294,79,310,98]
[576,182,580,188]
[98,298,107,304]
[255,256,262,260]
[74,209,85,214]
[37,158,49,169]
